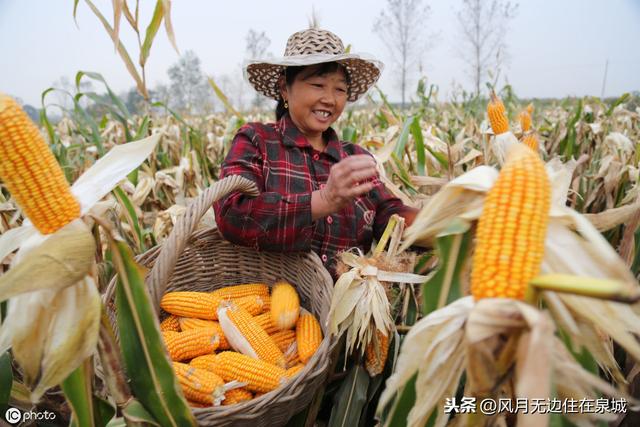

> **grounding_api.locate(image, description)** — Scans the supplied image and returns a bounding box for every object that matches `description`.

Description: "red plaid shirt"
[213,113,413,278]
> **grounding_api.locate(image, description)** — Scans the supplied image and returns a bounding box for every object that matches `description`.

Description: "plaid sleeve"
[371,180,417,240]
[213,126,314,252]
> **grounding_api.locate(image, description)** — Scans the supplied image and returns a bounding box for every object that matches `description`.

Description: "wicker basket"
[102,175,336,427]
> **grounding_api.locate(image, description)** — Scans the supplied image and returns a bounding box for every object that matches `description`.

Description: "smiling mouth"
[313,110,331,119]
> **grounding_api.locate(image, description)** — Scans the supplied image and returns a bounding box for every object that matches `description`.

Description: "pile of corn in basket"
[102,176,337,427]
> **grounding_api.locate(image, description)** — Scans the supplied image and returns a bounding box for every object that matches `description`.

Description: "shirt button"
[326,216,333,224]
[313,153,320,161]
[321,254,328,262]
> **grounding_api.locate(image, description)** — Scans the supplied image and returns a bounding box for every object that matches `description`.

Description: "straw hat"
[244,29,383,102]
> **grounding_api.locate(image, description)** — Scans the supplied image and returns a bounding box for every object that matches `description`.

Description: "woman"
[213,28,417,278]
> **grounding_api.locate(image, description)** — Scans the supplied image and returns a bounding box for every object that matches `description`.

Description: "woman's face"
[281,65,348,143]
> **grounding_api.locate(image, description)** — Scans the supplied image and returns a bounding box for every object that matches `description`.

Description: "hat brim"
[244,53,384,102]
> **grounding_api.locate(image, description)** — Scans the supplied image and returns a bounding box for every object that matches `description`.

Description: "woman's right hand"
[312,154,378,219]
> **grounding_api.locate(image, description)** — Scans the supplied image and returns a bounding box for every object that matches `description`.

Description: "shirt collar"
[278,113,343,162]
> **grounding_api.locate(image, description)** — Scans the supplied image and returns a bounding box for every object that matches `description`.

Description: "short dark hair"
[275,62,350,120]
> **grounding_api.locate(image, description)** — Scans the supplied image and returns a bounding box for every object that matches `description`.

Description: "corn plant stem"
[373,215,398,258]
[528,274,640,303]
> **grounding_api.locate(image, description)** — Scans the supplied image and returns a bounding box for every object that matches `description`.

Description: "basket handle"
[146,175,259,308]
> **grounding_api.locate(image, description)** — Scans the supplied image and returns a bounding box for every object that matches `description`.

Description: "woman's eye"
[337,87,347,93]
[311,83,323,88]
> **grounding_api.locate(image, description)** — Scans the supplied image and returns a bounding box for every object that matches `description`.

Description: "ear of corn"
[365,328,390,377]
[161,292,267,320]
[269,330,297,353]
[160,315,181,332]
[253,312,278,334]
[487,92,509,135]
[0,94,81,234]
[284,363,305,379]
[470,144,551,300]
[163,327,222,361]
[190,354,219,372]
[177,319,229,349]
[213,351,287,393]
[296,311,323,363]
[519,108,532,133]
[172,362,226,406]
[522,133,539,152]
[211,284,269,300]
[270,281,300,330]
[218,302,286,368]
[221,387,253,405]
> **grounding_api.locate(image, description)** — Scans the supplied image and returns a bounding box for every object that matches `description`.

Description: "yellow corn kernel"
[213,351,286,394]
[365,328,390,377]
[487,92,509,135]
[164,327,221,361]
[0,94,80,234]
[178,318,229,349]
[296,311,322,364]
[160,315,181,332]
[284,363,305,379]
[211,284,269,300]
[522,133,539,152]
[222,387,253,405]
[270,330,297,353]
[161,330,179,342]
[161,292,267,320]
[190,354,220,372]
[270,281,300,330]
[173,362,226,406]
[218,303,285,368]
[253,312,278,334]
[518,107,533,133]
[470,144,551,300]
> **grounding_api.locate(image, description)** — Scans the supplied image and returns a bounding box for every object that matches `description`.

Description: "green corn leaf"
[112,187,146,254]
[606,93,630,117]
[328,365,370,427]
[76,71,131,120]
[140,0,164,67]
[61,359,97,427]
[410,116,426,175]
[393,116,414,159]
[379,372,417,427]
[109,236,195,427]
[0,352,12,412]
[422,220,472,316]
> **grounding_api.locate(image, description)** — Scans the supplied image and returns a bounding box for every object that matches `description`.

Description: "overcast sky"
[1,0,639,106]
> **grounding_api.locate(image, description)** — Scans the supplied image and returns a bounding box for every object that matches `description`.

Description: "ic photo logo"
[5,407,21,424]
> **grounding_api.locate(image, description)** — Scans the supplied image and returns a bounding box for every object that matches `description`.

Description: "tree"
[455,0,518,96]
[167,50,215,114]
[245,30,272,109]
[374,0,433,108]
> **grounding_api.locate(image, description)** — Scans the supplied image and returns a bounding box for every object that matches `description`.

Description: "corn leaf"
[110,236,195,427]
[161,0,179,54]
[61,359,98,427]
[0,352,12,412]
[140,0,164,67]
[393,116,413,159]
[76,71,131,120]
[379,373,419,427]
[328,365,370,427]
[606,93,630,117]
[422,220,472,315]
[410,116,426,175]
[111,0,124,53]
[208,77,243,119]
[112,187,145,253]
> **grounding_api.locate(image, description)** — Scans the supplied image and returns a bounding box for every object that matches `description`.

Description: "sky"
[1,0,639,107]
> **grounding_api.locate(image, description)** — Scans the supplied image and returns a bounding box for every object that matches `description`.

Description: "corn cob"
[178,319,229,349]
[211,284,269,300]
[518,108,532,133]
[522,133,539,152]
[160,315,181,332]
[487,92,509,135]
[161,292,267,320]
[222,387,253,405]
[190,354,219,372]
[218,302,286,368]
[253,312,278,334]
[172,362,227,406]
[470,144,551,300]
[270,281,300,330]
[214,351,287,393]
[164,327,221,361]
[0,94,81,234]
[284,363,305,379]
[296,311,322,363]
[365,328,390,377]
[270,330,297,353]
[161,330,179,342]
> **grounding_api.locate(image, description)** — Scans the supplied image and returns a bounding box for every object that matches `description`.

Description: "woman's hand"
[311,154,378,220]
